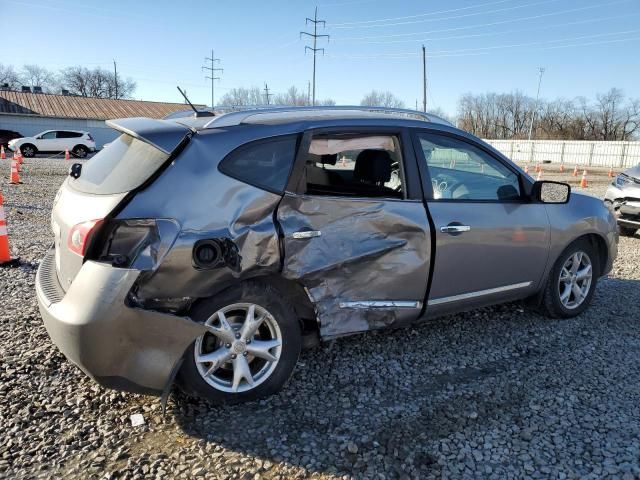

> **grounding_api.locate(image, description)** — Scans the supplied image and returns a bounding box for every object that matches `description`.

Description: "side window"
[303,133,404,199]
[417,133,520,201]
[40,131,56,139]
[219,135,297,193]
[57,131,82,138]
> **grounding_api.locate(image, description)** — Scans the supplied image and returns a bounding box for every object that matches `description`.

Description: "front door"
[413,130,550,317]
[37,131,58,151]
[277,129,431,338]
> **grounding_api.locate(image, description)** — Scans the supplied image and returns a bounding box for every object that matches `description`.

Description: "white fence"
[484,140,640,168]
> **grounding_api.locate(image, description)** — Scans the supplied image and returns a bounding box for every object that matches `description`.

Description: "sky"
[2,0,640,116]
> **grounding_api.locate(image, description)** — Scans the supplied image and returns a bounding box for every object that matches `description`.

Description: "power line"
[333,0,632,41]
[202,49,223,109]
[336,13,639,45]
[329,0,564,29]
[328,0,511,26]
[324,33,640,60]
[300,7,330,106]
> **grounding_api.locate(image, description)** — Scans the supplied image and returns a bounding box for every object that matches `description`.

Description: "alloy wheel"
[194,303,282,393]
[558,251,593,309]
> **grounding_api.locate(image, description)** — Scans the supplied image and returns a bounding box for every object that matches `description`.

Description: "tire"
[619,226,637,237]
[177,281,301,405]
[20,144,36,158]
[72,145,88,158]
[539,239,600,318]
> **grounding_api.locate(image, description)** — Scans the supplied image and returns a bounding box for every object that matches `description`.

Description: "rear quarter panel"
[115,128,289,301]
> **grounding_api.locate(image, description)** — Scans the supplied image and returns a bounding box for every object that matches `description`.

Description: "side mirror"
[532,180,571,204]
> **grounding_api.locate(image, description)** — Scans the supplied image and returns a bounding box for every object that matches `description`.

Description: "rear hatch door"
[52,117,192,290]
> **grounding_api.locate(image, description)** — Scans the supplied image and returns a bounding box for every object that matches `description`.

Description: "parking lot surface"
[1,159,639,479]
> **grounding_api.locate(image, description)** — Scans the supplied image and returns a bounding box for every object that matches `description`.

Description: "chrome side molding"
[339,300,423,309]
[291,230,321,239]
[428,281,532,306]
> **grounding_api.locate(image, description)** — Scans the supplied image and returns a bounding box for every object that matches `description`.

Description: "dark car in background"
[0,129,22,149]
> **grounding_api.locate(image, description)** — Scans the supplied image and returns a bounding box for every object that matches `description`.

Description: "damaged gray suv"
[36,106,618,404]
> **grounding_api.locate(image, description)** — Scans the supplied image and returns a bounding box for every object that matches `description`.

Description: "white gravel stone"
[1,158,639,479]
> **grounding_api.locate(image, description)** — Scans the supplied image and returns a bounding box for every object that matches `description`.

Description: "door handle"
[440,225,471,234]
[291,230,322,239]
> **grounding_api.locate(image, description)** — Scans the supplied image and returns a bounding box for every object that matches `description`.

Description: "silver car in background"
[605,165,640,236]
[36,107,618,405]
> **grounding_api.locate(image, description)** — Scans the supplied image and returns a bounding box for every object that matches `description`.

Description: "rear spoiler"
[106,117,194,155]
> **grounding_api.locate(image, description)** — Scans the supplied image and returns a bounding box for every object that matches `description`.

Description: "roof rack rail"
[204,105,452,128]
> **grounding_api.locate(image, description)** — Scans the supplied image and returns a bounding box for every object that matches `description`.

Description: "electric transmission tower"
[202,49,223,109]
[300,7,329,106]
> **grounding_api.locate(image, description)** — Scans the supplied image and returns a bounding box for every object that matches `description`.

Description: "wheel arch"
[188,274,320,346]
[564,232,609,277]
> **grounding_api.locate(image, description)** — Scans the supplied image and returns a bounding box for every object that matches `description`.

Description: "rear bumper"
[36,250,205,395]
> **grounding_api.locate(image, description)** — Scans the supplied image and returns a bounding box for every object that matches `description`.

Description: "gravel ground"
[1,158,639,480]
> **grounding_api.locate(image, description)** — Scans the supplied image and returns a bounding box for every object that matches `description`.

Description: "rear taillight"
[68,219,103,256]
[87,133,94,141]
[96,219,160,268]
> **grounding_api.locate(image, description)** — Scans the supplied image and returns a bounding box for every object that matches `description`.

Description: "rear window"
[219,135,298,193]
[68,134,169,194]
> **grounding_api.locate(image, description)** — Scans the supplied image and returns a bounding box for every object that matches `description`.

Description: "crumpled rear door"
[277,194,430,338]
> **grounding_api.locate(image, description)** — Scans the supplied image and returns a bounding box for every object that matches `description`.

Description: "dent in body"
[117,134,283,302]
[277,195,430,338]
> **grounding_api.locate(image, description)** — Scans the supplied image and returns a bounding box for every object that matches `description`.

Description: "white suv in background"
[8,130,96,158]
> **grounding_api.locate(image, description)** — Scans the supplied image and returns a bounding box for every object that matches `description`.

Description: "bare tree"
[20,64,57,92]
[360,90,405,108]
[0,63,21,89]
[219,87,264,106]
[274,86,309,106]
[60,66,136,99]
[457,89,640,140]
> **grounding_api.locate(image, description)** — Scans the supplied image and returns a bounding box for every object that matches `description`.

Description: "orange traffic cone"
[560,163,565,173]
[580,170,588,188]
[0,146,5,160]
[65,149,70,161]
[15,148,22,166]
[608,166,614,178]
[536,168,543,181]
[572,165,578,177]
[524,164,529,174]
[9,159,20,184]
[0,191,19,266]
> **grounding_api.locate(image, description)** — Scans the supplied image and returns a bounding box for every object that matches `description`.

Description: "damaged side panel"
[116,133,283,304]
[277,194,431,338]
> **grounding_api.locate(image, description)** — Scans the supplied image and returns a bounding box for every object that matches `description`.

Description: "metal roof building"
[0,90,198,148]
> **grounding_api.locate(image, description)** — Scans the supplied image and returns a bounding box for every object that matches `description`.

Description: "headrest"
[353,149,393,184]
[320,154,337,166]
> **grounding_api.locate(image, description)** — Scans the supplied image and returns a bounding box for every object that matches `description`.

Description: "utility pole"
[527,67,545,141]
[307,81,311,105]
[263,83,274,105]
[113,59,118,100]
[301,7,329,106]
[422,45,427,113]
[202,49,223,109]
